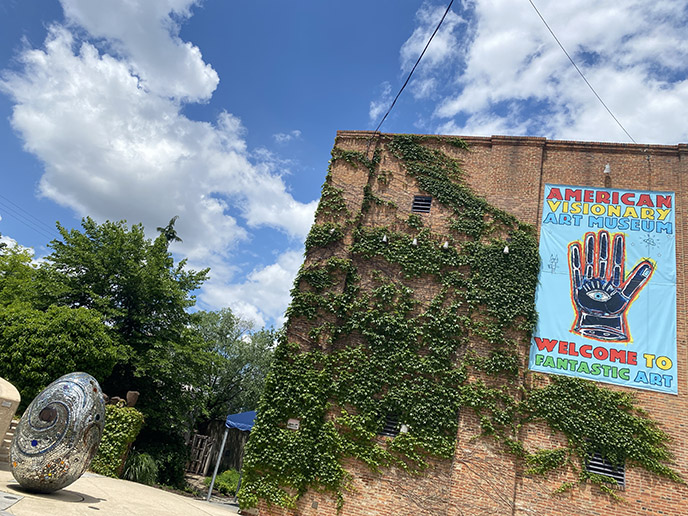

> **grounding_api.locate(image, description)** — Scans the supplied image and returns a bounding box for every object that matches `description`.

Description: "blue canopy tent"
[206,411,256,501]
[225,410,256,432]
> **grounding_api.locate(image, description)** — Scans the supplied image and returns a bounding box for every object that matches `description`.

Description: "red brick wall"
[259,131,688,516]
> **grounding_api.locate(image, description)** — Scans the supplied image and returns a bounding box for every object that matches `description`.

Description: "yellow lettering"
[622,206,639,218]
[591,204,606,215]
[657,208,671,221]
[640,208,654,219]
[607,205,621,217]
[656,356,673,370]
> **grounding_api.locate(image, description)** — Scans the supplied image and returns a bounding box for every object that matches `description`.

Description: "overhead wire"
[527,0,637,144]
[368,0,637,147]
[0,208,56,242]
[0,194,61,242]
[0,194,59,235]
[1,0,639,249]
[367,0,455,155]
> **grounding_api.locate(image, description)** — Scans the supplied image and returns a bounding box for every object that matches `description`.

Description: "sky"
[1,0,687,328]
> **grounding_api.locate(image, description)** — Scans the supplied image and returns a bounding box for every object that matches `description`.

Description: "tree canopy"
[191,308,275,431]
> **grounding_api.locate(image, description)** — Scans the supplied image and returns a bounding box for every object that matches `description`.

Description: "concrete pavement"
[0,463,240,515]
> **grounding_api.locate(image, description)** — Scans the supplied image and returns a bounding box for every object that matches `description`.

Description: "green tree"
[44,217,209,431]
[0,303,119,406]
[0,219,217,486]
[48,218,206,347]
[0,245,37,306]
[0,244,119,406]
[191,308,275,431]
[157,215,183,243]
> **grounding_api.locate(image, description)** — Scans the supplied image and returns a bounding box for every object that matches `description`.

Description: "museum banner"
[529,184,677,393]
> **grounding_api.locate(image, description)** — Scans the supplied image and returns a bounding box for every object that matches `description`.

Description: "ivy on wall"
[314,183,349,220]
[523,376,681,488]
[304,222,343,251]
[91,404,145,478]
[239,135,680,510]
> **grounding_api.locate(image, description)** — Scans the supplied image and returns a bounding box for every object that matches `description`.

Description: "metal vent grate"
[379,414,400,437]
[411,195,432,213]
[586,453,625,486]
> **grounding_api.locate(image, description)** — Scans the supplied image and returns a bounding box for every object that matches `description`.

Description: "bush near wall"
[91,404,145,477]
[134,433,190,487]
[205,469,241,496]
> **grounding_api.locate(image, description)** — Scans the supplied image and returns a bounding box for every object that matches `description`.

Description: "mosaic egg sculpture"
[10,372,105,493]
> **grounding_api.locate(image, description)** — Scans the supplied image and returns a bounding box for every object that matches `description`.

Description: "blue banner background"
[529,184,677,394]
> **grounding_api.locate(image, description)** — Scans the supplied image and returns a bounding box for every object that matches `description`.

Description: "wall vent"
[379,414,400,437]
[586,453,625,486]
[411,195,432,213]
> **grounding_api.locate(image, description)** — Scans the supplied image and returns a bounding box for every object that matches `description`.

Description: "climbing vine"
[91,404,145,478]
[304,222,343,251]
[523,376,680,482]
[239,135,680,510]
[315,182,349,220]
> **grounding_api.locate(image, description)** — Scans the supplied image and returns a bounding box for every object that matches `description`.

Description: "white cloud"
[369,81,392,123]
[0,234,19,250]
[273,130,302,143]
[438,112,530,140]
[404,0,688,144]
[400,2,467,101]
[0,0,317,326]
[411,77,437,100]
[400,3,467,70]
[201,248,304,327]
[60,0,218,101]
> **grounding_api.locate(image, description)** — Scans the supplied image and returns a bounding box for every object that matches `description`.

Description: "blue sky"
[1,0,687,328]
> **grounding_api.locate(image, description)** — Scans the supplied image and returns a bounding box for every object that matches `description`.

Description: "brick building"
[245,131,687,516]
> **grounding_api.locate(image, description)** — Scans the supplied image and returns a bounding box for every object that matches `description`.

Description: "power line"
[0,194,60,236]
[0,205,56,242]
[368,0,455,152]
[527,0,637,144]
[0,195,61,242]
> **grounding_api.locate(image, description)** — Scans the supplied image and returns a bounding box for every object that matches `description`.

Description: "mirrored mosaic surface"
[10,372,105,493]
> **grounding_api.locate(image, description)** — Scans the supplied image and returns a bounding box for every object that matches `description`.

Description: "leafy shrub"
[135,433,189,487]
[91,405,145,477]
[205,469,240,496]
[122,451,158,485]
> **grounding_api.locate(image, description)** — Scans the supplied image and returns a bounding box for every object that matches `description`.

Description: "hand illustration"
[569,230,653,342]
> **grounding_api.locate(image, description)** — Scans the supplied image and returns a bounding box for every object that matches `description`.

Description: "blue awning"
[225,410,256,432]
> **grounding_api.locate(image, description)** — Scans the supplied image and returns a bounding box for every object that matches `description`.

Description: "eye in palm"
[569,230,653,341]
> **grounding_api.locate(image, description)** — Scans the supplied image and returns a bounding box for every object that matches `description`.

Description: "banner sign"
[529,184,677,394]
